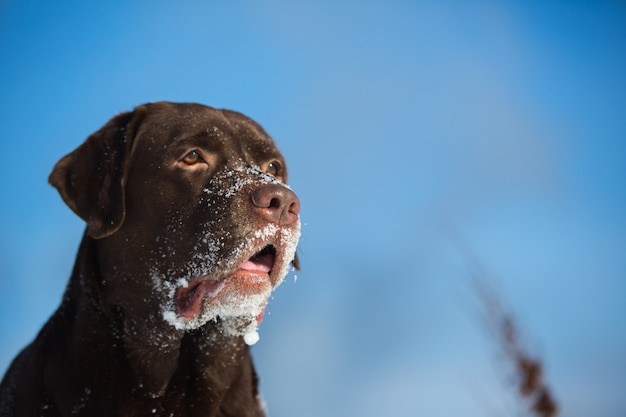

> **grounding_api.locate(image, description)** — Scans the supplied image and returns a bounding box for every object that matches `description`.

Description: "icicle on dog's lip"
[175,245,277,319]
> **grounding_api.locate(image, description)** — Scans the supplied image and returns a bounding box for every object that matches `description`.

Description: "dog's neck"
[51,232,264,415]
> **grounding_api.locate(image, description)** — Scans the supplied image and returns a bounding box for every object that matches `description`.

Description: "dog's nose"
[251,184,300,226]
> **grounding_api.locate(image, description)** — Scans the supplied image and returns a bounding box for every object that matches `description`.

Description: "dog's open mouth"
[175,245,277,320]
[240,245,275,274]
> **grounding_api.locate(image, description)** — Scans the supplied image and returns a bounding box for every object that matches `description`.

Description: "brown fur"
[0,102,301,416]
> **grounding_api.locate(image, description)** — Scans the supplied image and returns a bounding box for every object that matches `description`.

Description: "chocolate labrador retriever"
[0,102,301,416]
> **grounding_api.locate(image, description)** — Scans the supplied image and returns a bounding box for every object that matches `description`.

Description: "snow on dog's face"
[154,163,301,343]
[50,102,301,349]
[125,105,301,345]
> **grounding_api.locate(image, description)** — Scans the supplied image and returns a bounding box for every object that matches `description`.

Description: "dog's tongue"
[239,253,274,273]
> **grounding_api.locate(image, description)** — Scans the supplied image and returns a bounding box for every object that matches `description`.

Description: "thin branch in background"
[444,224,559,417]
[470,261,559,417]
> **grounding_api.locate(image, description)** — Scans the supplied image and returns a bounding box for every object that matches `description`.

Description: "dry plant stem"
[473,277,558,417]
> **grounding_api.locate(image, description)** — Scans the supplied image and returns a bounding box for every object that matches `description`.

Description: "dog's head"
[49,102,301,348]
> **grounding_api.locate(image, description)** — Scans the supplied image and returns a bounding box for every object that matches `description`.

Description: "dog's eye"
[266,161,282,177]
[182,151,202,165]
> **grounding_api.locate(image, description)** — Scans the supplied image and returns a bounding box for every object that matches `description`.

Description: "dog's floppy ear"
[49,109,142,239]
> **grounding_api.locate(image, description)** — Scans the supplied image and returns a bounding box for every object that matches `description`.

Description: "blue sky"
[1,1,625,416]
